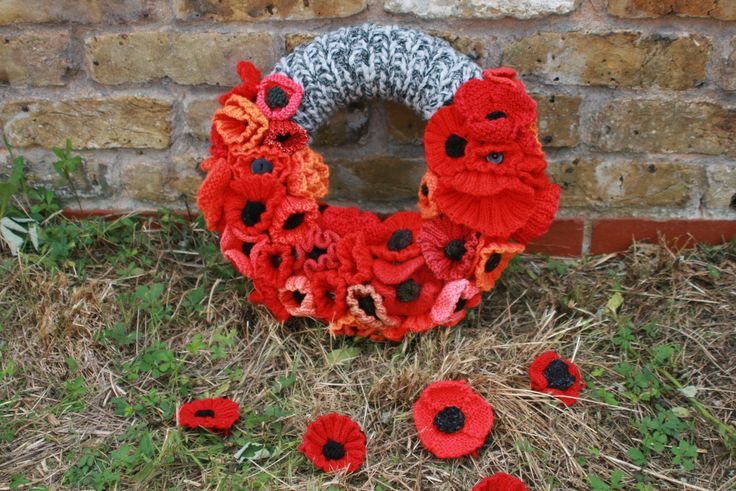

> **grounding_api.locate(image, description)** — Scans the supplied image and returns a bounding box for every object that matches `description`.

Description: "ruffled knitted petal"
[287,147,330,199]
[218,60,261,105]
[249,281,290,322]
[220,226,266,278]
[321,206,381,237]
[250,241,295,288]
[197,157,232,232]
[335,232,374,284]
[346,284,399,330]
[278,275,316,317]
[264,119,308,154]
[375,267,442,317]
[367,211,424,262]
[511,182,561,245]
[297,227,340,276]
[212,94,269,152]
[474,241,524,291]
[227,146,294,183]
[472,473,528,491]
[222,174,285,237]
[418,217,479,281]
[256,74,304,120]
[270,195,320,245]
[431,279,480,326]
[433,182,535,239]
[311,270,348,322]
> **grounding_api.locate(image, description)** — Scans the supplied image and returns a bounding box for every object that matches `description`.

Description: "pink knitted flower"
[256,74,304,120]
[431,279,481,326]
[220,226,266,278]
[278,275,316,317]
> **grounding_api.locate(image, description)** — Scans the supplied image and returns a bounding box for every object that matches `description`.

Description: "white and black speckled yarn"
[271,24,482,136]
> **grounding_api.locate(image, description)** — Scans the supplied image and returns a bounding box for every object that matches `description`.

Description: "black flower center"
[241,241,255,256]
[322,439,346,460]
[444,239,466,261]
[326,290,335,301]
[445,134,467,158]
[292,290,306,305]
[421,183,429,196]
[358,295,377,317]
[544,359,576,390]
[283,213,305,230]
[434,406,465,433]
[307,247,327,261]
[275,132,291,142]
[454,298,467,312]
[484,253,502,273]
[241,201,266,226]
[396,279,421,303]
[486,111,507,120]
[251,158,273,174]
[318,203,329,213]
[387,229,413,251]
[270,254,283,268]
[266,86,289,109]
[194,409,215,418]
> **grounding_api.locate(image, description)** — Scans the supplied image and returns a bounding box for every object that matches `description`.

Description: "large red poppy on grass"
[472,473,528,491]
[529,351,584,407]
[413,380,493,459]
[177,398,240,434]
[299,413,366,473]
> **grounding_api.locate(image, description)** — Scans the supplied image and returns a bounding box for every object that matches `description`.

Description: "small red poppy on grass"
[472,472,528,491]
[299,413,366,473]
[529,351,584,407]
[177,398,240,434]
[413,380,493,459]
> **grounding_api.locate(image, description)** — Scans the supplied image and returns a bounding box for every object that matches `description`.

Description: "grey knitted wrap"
[271,24,482,135]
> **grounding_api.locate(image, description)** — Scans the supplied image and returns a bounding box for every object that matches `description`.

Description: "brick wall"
[1,0,735,254]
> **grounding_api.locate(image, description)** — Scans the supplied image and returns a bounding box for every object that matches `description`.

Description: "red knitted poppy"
[177,398,240,435]
[472,473,529,491]
[529,351,585,407]
[197,55,559,341]
[299,413,366,473]
[413,380,494,459]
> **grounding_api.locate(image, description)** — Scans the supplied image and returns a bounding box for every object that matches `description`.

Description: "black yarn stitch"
[444,239,466,261]
[544,359,576,390]
[434,406,465,433]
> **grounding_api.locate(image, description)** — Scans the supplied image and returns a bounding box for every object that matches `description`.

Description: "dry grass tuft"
[0,217,734,490]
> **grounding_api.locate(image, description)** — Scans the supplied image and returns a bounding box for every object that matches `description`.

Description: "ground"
[0,214,734,490]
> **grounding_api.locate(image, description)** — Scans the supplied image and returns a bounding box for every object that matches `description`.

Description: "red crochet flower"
[413,380,493,459]
[278,275,316,317]
[529,351,584,407]
[454,67,537,144]
[222,174,285,237]
[335,232,374,284]
[177,398,240,434]
[219,226,266,278]
[299,413,366,473]
[346,283,399,331]
[256,73,304,120]
[212,94,269,153]
[375,267,442,317]
[474,241,524,291]
[320,206,381,238]
[218,61,261,105]
[418,171,440,219]
[310,270,348,322]
[197,157,232,232]
[418,216,479,280]
[264,119,308,154]
[250,240,296,287]
[249,281,290,322]
[297,227,340,275]
[227,147,294,183]
[270,195,320,245]
[472,473,528,491]
[424,105,473,178]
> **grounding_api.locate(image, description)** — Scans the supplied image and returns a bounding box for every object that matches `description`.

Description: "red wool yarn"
[299,413,367,473]
[472,472,529,491]
[413,380,494,459]
[196,56,559,341]
[529,351,585,407]
[177,398,240,435]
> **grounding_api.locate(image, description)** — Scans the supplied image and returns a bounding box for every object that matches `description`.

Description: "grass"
[0,213,734,490]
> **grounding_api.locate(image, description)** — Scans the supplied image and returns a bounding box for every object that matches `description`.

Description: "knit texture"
[271,24,482,135]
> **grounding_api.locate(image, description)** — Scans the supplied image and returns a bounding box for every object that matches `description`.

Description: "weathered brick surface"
[0,32,73,86]
[384,0,579,19]
[313,102,370,146]
[0,0,159,25]
[2,97,171,149]
[504,32,710,90]
[608,0,736,20]
[533,94,581,148]
[174,0,367,21]
[86,31,275,85]
[590,100,736,156]
[550,158,703,208]
[185,97,219,140]
[386,102,425,145]
[328,156,424,202]
[718,38,736,91]
[704,165,736,211]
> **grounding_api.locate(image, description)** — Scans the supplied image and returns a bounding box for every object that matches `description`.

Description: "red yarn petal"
[472,472,529,491]
[529,351,584,407]
[177,398,240,434]
[299,413,366,473]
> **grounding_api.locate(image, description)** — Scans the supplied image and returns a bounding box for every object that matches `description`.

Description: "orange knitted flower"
[474,241,524,291]
[287,147,329,199]
[212,94,269,153]
[418,171,440,219]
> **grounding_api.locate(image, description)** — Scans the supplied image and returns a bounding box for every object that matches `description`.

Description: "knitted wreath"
[197,24,559,341]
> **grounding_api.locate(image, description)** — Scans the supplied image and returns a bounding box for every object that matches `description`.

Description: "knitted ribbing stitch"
[271,24,482,135]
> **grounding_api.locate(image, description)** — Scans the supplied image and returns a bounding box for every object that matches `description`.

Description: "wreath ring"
[197,24,560,341]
